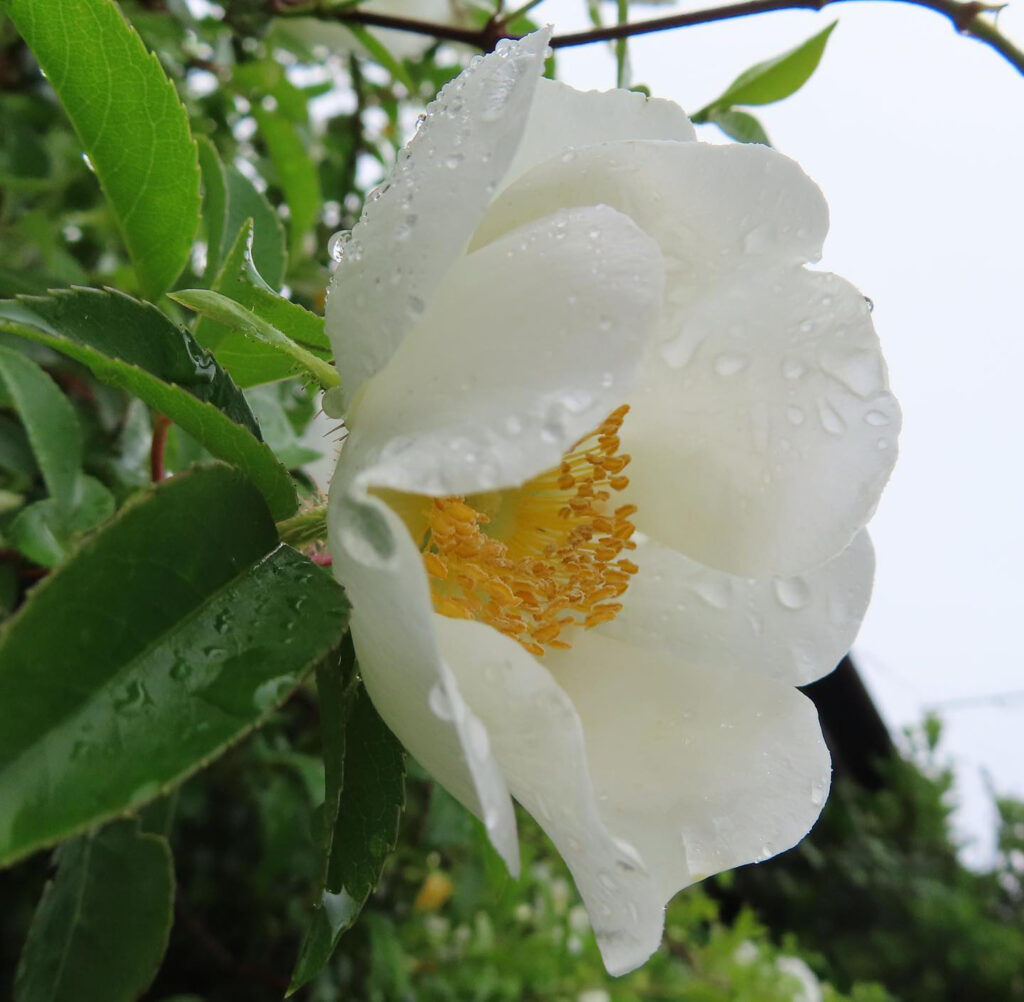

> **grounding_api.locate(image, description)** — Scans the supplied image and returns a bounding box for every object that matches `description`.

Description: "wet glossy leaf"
[0,465,349,867]
[13,819,173,1002]
[2,0,200,298]
[289,673,405,993]
[0,288,297,519]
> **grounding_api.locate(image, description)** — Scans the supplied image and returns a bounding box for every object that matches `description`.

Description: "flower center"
[420,405,638,656]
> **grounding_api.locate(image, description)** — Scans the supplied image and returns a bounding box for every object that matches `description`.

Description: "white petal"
[624,267,900,576]
[344,204,663,497]
[326,480,520,873]
[502,78,695,188]
[548,631,831,892]
[435,617,665,976]
[601,531,875,687]
[476,140,827,271]
[326,30,551,408]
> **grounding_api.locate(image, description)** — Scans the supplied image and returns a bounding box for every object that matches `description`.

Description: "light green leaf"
[697,22,837,114]
[708,107,772,146]
[289,672,405,993]
[194,221,330,387]
[2,0,201,298]
[0,288,298,519]
[348,24,416,93]
[13,819,173,1002]
[0,465,350,868]
[171,288,339,389]
[0,345,82,512]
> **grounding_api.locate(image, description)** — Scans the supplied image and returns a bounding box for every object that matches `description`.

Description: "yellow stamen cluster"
[422,405,638,656]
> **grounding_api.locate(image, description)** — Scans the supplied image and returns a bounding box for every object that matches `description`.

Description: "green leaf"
[198,138,286,289]
[699,22,837,112]
[9,476,116,568]
[171,288,339,389]
[0,288,298,519]
[348,25,416,94]
[0,345,82,511]
[13,819,173,1002]
[0,465,349,868]
[252,105,323,252]
[194,221,330,387]
[246,387,322,470]
[2,0,201,299]
[289,675,405,993]
[708,108,772,146]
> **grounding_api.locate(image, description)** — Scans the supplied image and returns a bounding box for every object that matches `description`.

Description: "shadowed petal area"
[599,531,875,687]
[327,484,520,873]
[503,78,696,187]
[327,30,551,409]
[624,267,900,577]
[344,204,663,498]
[547,631,832,892]
[435,617,665,976]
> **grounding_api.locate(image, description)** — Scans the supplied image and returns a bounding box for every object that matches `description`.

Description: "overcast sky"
[540,0,1024,862]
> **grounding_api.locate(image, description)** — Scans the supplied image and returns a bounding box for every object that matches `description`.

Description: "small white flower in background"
[326,29,899,975]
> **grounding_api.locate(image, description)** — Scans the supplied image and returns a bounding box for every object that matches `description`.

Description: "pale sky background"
[540,0,1024,862]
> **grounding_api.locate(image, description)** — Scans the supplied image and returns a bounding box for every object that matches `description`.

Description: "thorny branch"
[272,0,1024,75]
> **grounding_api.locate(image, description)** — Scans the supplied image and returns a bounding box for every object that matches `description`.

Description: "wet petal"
[548,630,831,891]
[327,30,551,408]
[624,267,900,576]
[601,531,875,687]
[435,617,665,976]
[327,481,519,872]
[344,204,663,497]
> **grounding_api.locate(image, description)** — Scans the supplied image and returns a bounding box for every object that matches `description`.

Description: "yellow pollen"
[419,405,637,656]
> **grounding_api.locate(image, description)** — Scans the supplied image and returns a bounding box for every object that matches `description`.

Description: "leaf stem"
[276,0,1024,75]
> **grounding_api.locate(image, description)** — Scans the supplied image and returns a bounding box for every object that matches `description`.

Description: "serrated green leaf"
[0,465,349,868]
[708,107,772,146]
[2,0,201,298]
[0,345,82,511]
[171,288,339,389]
[0,288,298,519]
[699,22,837,114]
[194,221,330,387]
[289,676,405,993]
[13,819,173,1002]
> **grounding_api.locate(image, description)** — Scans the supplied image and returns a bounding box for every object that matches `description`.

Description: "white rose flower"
[326,29,899,975]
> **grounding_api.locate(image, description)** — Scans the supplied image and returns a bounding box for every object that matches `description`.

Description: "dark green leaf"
[289,677,405,993]
[703,22,837,111]
[13,819,173,1002]
[0,465,349,867]
[194,221,330,387]
[3,0,201,298]
[0,288,297,519]
[0,345,82,511]
[198,138,286,288]
[708,108,772,146]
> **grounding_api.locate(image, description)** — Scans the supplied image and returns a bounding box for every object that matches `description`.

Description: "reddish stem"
[150,413,172,483]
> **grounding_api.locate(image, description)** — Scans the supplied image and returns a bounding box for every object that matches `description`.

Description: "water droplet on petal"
[714,352,748,377]
[773,576,810,610]
[327,229,351,262]
[428,682,455,721]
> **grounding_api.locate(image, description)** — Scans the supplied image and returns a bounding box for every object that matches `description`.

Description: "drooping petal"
[343,204,663,497]
[547,631,831,894]
[600,531,875,687]
[326,29,551,409]
[623,267,900,577]
[434,616,665,976]
[475,140,828,273]
[502,79,695,188]
[327,482,520,873]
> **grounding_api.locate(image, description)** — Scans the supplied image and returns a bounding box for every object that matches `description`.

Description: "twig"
[150,413,172,483]
[275,0,1024,75]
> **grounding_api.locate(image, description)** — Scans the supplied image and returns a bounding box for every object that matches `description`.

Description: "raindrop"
[864,409,891,427]
[781,358,805,380]
[773,576,811,610]
[694,577,732,610]
[170,660,191,682]
[444,152,464,169]
[428,682,455,721]
[817,400,847,435]
[407,294,425,317]
[864,295,874,312]
[598,872,616,892]
[810,780,827,806]
[786,405,806,426]
[214,610,231,634]
[480,57,526,121]
[713,352,748,377]
[327,229,352,262]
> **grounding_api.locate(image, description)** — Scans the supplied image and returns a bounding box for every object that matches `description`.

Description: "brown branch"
[150,413,172,483]
[274,0,1024,75]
